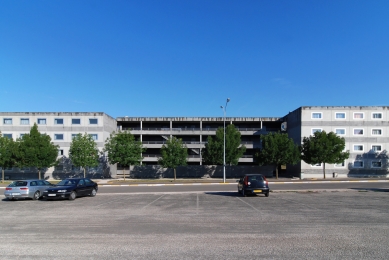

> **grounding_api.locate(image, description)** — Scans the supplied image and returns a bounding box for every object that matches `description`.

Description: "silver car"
[4,180,54,201]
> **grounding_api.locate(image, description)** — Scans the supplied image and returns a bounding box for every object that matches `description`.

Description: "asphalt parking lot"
[1,190,389,259]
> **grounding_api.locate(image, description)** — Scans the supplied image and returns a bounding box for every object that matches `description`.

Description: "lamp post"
[220,98,230,183]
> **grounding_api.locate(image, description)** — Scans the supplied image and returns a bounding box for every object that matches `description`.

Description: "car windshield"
[57,179,78,186]
[9,181,28,187]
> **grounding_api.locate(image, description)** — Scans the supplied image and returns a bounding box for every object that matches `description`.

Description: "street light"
[220,98,230,183]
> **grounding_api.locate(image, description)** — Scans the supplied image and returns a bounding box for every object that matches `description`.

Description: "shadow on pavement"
[204,191,239,197]
[350,188,389,192]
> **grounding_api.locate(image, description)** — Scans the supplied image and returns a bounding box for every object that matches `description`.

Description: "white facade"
[0,112,117,179]
[286,106,389,179]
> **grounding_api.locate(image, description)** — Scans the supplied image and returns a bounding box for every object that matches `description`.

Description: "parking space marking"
[141,194,165,210]
[235,197,261,212]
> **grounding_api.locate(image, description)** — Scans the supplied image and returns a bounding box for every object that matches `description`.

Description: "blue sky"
[1,0,388,118]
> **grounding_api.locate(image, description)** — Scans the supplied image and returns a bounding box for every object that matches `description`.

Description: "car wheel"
[242,189,246,197]
[69,191,77,200]
[33,191,40,200]
[265,192,269,197]
[90,189,97,197]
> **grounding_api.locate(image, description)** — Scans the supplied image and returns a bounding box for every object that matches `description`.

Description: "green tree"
[301,131,350,179]
[0,132,18,182]
[18,124,59,180]
[69,133,99,178]
[256,132,300,179]
[202,124,246,165]
[158,137,187,180]
[104,131,145,180]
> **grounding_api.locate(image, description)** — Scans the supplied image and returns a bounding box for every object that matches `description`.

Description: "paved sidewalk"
[1,177,389,187]
[94,177,389,186]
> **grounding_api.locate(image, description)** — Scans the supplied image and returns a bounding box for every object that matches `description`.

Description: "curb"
[97,179,389,187]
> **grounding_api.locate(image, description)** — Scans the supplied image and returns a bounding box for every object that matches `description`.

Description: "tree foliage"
[69,133,99,178]
[256,132,300,179]
[0,132,18,182]
[17,124,59,180]
[104,131,145,180]
[202,124,246,165]
[301,131,350,179]
[158,137,187,180]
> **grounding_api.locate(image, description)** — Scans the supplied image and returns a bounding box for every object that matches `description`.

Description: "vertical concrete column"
[200,120,202,165]
[140,121,143,165]
[170,119,172,138]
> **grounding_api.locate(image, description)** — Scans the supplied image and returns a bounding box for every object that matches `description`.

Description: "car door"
[84,178,95,194]
[28,181,39,197]
[77,179,87,196]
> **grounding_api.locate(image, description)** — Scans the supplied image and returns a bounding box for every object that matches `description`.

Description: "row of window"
[2,118,99,125]
[311,112,384,120]
[0,166,98,171]
[2,133,99,141]
[312,128,384,136]
[312,161,383,168]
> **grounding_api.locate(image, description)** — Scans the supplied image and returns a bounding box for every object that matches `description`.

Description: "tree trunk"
[84,167,86,178]
[38,169,41,180]
[323,163,326,179]
[123,167,126,181]
[2,169,4,183]
[174,168,176,181]
[276,165,279,179]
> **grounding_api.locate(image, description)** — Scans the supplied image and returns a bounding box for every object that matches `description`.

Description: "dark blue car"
[237,174,270,197]
[43,178,98,200]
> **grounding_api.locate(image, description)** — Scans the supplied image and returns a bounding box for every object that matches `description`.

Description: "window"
[311,112,322,119]
[89,118,98,124]
[372,129,382,135]
[58,149,64,156]
[335,161,345,167]
[72,134,79,139]
[312,128,322,134]
[311,163,322,167]
[372,145,382,152]
[353,145,364,151]
[372,113,382,119]
[37,118,46,125]
[3,134,12,139]
[19,133,27,138]
[371,161,382,168]
[21,167,30,171]
[335,129,345,135]
[353,112,364,119]
[20,118,29,125]
[72,118,81,125]
[335,112,346,119]
[353,161,364,168]
[89,134,98,141]
[54,118,63,125]
[3,118,12,125]
[353,129,364,135]
[54,134,64,140]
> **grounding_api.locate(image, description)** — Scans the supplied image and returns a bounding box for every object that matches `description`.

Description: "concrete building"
[286,106,389,178]
[1,106,388,179]
[116,116,283,165]
[0,112,117,180]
